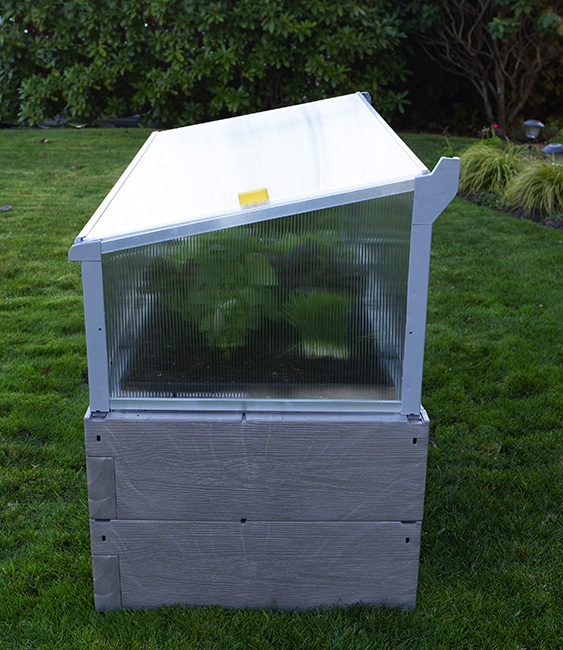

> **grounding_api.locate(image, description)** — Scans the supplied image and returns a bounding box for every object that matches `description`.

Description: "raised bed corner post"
[401,157,460,417]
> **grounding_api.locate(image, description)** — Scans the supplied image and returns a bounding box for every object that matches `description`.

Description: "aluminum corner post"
[81,261,110,413]
[401,157,460,416]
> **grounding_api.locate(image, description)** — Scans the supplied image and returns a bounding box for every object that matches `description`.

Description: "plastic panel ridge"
[102,194,413,405]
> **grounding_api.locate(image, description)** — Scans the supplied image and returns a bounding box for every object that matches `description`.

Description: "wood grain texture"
[92,555,121,611]
[85,411,429,522]
[86,456,117,520]
[91,520,421,610]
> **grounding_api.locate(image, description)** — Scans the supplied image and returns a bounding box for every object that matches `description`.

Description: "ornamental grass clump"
[459,142,525,194]
[504,159,563,217]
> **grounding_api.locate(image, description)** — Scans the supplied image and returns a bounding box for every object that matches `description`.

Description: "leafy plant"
[284,291,351,359]
[152,231,278,356]
[480,123,503,146]
[459,142,525,194]
[148,225,362,359]
[269,231,357,295]
[504,159,563,217]
[465,190,508,213]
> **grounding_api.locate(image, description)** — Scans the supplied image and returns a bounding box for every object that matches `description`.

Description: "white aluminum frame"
[81,261,110,413]
[70,179,415,260]
[400,157,460,415]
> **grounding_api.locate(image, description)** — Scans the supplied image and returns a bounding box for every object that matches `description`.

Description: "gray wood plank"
[85,412,428,522]
[91,520,420,610]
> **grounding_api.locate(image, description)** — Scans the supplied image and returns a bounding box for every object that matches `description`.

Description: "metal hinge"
[407,413,422,422]
[91,411,108,419]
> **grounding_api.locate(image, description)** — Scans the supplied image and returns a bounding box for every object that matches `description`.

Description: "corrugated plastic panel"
[102,193,413,403]
[79,94,425,245]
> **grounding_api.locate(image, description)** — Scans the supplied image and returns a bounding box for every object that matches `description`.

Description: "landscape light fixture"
[541,143,563,164]
[523,119,544,142]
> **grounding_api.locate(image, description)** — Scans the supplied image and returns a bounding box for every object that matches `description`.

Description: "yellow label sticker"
[238,188,269,206]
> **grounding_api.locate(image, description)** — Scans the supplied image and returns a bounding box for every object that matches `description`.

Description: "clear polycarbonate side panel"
[102,193,413,402]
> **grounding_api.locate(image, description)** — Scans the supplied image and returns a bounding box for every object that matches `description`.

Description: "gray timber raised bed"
[86,410,428,610]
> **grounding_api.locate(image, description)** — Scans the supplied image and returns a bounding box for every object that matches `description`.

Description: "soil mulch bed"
[509,208,563,230]
[461,191,563,230]
[122,337,392,396]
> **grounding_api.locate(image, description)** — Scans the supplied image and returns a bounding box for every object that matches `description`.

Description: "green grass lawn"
[1,127,562,649]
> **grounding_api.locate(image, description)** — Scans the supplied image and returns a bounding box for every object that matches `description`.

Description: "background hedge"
[0,0,561,131]
[0,0,409,126]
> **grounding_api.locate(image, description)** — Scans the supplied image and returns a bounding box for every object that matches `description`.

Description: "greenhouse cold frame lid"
[69,92,430,260]
[69,92,460,417]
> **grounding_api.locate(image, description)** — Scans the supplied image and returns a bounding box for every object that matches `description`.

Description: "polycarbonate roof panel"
[78,93,427,243]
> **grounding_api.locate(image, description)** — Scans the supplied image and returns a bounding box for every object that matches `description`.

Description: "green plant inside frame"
[149,228,359,360]
[103,196,413,399]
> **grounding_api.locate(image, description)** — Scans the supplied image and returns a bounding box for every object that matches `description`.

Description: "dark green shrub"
[0,0,409,126]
